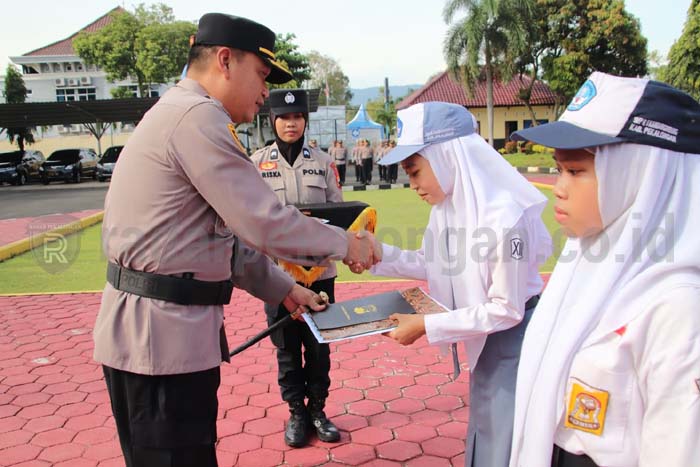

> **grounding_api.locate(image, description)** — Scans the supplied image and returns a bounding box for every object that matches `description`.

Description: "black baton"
[229,314,294,357]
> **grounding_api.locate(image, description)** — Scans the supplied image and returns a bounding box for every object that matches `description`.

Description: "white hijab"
[420,134,551,370]
[510,144,700,467]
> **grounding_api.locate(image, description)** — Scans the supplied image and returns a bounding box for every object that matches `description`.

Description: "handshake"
[282,230,382,319]
[343,230,382,274]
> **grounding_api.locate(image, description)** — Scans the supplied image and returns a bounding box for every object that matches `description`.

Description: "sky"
[0,0,692,89]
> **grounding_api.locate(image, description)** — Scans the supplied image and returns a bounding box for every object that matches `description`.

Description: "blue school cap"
[380,102,478,165]
[511,72,700,153]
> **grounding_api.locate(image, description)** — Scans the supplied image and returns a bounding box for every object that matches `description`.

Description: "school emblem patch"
[227,123,246,153]
[568,80,597,112]
[510,237,524,260]
[565,378,609,436]
[259,161,277,171]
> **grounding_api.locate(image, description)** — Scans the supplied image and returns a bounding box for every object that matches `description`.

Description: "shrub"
[503,141,518,154]
[532,144,554,154]
[522,141,535,154]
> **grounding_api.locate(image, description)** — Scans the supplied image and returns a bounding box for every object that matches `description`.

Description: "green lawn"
[502,152,556,168]
[0,187,563,295]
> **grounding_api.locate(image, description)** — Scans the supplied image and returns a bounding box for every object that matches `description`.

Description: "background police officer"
[329,140,347,186]
[94,14,375,467]
[251,89,342,447]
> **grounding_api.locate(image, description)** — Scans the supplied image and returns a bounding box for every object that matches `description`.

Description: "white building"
[8,7,171,136]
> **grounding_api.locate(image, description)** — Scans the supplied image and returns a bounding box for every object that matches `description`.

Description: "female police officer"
[251,89,342,447]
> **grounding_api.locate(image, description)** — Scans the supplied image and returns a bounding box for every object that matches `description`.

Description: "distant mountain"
[349,84,422,106]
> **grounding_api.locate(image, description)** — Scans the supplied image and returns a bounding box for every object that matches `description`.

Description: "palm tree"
[443,0,531,146]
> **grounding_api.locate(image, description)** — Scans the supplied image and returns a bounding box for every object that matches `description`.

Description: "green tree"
[660,0,700,100]
[73,3,195,98]
[647,50,667,81]
[536,0,648,113]
[306,51,353,105]
[366,87,398,138]
[268,33,311,90]
[443,0,532,146]
[3,65,35,151]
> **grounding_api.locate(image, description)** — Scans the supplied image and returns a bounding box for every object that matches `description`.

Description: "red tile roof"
[397,71,557,109]
[23,7,125,57]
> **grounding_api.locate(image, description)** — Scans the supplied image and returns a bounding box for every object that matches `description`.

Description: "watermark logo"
[28,214,82,274]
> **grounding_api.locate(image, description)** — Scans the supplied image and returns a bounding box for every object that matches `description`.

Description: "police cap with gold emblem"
[194,13,293,84]
[269,89,309,115]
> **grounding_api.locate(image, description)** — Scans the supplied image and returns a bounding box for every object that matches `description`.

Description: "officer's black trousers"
[389,163,398,183]
[337,164,346,185]
[265,277,335,402]
[378,165,386,181]
[103,365,220,467]
[362,159,373,183]
[354,162,362,182]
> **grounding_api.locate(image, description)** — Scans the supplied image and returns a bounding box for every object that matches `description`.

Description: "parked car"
[39,148,98,184]
[96,145,123,182]
[0,150,45,186]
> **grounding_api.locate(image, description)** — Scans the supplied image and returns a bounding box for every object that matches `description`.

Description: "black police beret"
[269,89,309,115]
[194,13,293,84]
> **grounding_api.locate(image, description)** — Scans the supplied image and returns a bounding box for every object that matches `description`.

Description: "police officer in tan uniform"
[359,139,373,184]
[329,140,347,186]
[387,140,399,183]
[351,141,362,183]
[251,89,342,447]
[376,140,388,182]
[93,13,375,467]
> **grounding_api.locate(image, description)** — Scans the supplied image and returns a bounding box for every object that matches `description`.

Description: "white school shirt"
[553,285,700,467]
[371,216,543,367]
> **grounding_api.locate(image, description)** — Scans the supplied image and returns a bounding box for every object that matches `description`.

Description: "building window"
[40,63,50,73]
[119,85,159,97]
[56,87,96,102]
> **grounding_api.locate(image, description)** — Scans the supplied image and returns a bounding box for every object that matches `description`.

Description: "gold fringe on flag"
[279,207,377,286]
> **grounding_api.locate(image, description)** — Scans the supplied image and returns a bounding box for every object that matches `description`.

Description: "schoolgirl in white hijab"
[509,72,700,467]
[370,102,552,467]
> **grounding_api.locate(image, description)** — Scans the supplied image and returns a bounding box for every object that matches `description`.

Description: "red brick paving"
[0,280,488,465]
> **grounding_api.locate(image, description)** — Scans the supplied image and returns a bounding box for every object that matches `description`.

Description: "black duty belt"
[525,294,540,310]
[106,262,233,306]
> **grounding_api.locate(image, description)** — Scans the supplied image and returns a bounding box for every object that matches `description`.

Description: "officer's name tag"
[565,378,609,436]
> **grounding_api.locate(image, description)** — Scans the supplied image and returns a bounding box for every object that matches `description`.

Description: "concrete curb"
[342,182,410,192]
[516,166,558,174]
[0,211,104,263]
[531,181,554,190]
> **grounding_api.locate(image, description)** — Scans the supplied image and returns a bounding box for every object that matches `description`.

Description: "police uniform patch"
[259,161,277,171]
[270,149,279,160]
[565,378,609,436]
[303,148,311,159]
[226,123,246,153]
[510,236,524,260]
[284,92,295,104]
